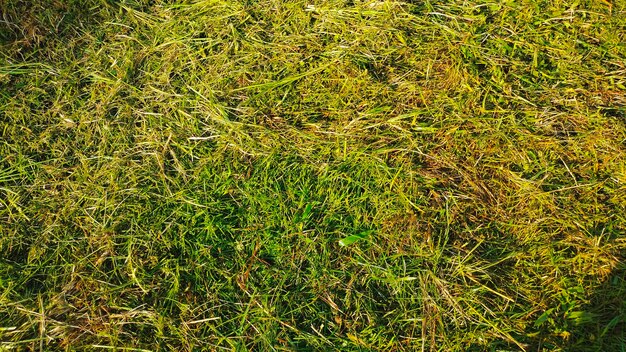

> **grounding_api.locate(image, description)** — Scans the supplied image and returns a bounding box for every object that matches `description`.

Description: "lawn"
[1,0,625,350]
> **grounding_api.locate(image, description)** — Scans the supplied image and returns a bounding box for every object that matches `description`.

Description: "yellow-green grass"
[1,0,625,350]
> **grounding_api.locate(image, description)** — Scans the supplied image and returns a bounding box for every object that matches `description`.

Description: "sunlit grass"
[1,0,625,350]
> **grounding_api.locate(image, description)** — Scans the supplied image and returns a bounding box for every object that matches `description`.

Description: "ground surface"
[1,0,625,351]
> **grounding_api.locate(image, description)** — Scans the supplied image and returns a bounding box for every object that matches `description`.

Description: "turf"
[1,0,625,351]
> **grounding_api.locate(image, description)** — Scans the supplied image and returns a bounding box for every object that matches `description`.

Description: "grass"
[0,0,625,350]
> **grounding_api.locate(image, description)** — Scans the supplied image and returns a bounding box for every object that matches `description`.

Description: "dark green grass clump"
[1,0,625,350]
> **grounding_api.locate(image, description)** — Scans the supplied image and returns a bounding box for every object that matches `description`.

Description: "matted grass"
[1,0,625,350]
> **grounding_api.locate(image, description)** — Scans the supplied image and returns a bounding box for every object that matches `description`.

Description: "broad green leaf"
[339,230,374,247]
[534,308,554,327]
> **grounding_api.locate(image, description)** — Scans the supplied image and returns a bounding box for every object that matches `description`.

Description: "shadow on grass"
[0,0,107,53]
[505,231,626,351]
[562,256,626,351]
[587,264,626,349]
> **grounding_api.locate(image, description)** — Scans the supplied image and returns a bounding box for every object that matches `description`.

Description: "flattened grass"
[1,0,625,350]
